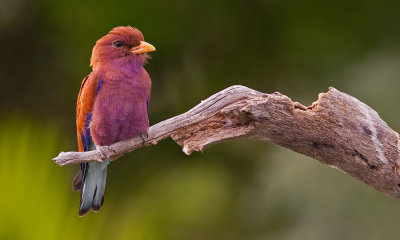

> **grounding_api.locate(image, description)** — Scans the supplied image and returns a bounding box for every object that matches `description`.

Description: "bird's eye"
[113,41,123,48]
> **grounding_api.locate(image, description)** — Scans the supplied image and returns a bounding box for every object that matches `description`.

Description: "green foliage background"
[1,0,400,239]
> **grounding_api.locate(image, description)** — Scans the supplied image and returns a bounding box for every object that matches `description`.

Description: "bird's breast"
[90,79,149,146]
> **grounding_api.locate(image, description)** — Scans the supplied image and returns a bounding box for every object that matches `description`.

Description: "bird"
[72,26,155,216]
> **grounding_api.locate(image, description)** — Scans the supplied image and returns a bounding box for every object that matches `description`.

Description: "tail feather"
[92,161,108,211]
[79,159,110,216]
[72,171,83,191]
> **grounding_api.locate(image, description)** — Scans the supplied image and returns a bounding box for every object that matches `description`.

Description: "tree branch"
[53,85,400,200]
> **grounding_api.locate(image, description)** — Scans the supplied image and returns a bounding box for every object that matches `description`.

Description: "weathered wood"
[53,85,400,200]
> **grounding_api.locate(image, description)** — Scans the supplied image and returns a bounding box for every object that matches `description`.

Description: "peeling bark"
[53,85,400,200]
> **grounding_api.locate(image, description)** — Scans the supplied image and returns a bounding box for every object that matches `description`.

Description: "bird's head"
[90,26,155,70]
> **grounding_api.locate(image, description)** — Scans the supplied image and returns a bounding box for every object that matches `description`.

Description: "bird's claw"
[141,132,149,146]
[96,145,116,160]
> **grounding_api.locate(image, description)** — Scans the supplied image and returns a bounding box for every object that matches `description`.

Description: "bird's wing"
[76,72,101,152]
[73,73,101,191]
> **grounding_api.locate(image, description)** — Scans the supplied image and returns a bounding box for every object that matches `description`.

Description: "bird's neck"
[94,55,146,77]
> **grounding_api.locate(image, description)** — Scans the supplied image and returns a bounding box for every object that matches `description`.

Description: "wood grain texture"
[53,85,400,199]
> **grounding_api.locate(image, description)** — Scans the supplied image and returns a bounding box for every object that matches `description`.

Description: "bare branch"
[53,85,400,200]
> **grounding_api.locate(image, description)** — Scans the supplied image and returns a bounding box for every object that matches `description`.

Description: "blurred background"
[1,0,400,239]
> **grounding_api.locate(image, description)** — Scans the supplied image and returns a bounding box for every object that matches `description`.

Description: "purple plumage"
[91,59,151,146]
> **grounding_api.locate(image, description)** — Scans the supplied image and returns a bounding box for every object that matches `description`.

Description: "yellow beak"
[131,41,156,54]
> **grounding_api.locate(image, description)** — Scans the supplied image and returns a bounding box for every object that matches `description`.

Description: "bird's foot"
[141,132,149,146]
[96,145,116,160]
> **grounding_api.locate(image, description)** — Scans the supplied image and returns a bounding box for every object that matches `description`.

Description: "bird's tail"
[78,159,110,216]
